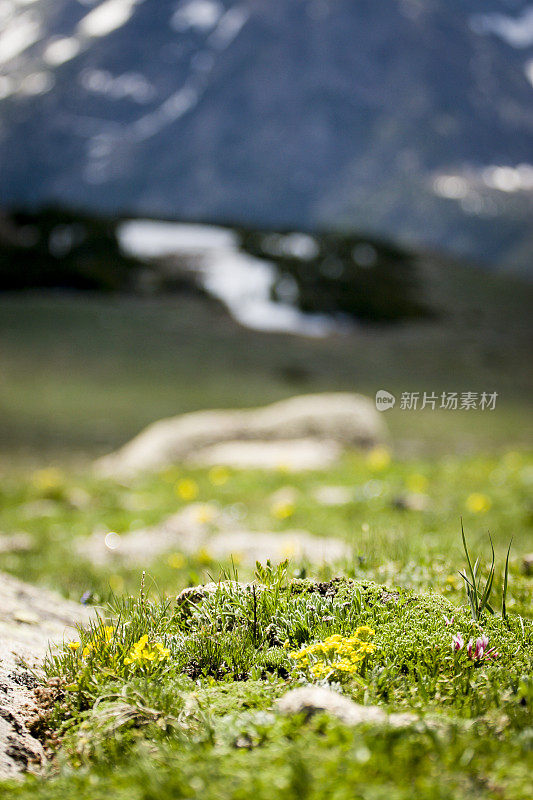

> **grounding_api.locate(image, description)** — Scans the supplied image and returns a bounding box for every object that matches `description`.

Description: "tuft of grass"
[460,520,514,622]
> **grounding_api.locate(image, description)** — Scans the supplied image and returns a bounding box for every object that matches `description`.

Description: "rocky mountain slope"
[0,0,532,270]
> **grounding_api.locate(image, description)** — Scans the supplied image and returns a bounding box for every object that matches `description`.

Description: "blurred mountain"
[0,0,532,272]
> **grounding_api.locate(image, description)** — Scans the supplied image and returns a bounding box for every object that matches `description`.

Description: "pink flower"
[475,635,489,659]
[466,634,498,662]
[452,633,464,651]
[444,616,455,626]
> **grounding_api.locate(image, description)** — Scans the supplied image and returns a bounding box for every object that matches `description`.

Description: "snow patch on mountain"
[0,9,41,64]
[78,0,144,39]
[44,36,81,66]
[171,0,223,33]
[471,6,533,48]
[118,220,337,337]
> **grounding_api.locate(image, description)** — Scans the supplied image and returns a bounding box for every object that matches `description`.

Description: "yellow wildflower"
[366,446,392,471]
[271,502,295,520]
[196,546,212,565]
[355,626,374,642]
[357,642,376,655]
[175,479,199,501]
[154,642,171,658]
[290,628,375,683]
[466,493,491,513]
[67,641,80,651]
[32,467,64,493]
[167,552,186,569]
[208,466,230,486]
[124,635,170,668]
[406,473,429,493]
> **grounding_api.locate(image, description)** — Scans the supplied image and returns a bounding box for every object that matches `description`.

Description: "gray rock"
[276,686,415,728]
[188,438,341,471]
[176,581,266,607]
[0,572,96,780]
[95,393,387,477]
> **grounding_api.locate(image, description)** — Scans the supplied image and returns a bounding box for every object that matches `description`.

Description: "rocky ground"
[0,573,94,779]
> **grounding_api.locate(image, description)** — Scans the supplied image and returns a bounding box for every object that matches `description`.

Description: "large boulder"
[95,393,387,478]
[0,573,95,780]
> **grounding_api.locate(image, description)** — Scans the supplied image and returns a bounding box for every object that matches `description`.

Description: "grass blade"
[502,537,513,621]
[461,519,479,618]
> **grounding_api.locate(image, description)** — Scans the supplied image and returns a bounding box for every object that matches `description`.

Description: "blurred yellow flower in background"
[280,540,298,559]
[503,451,522,470]
[196,546,212,564]
[167,552,185,569]
[32,467,65,495]
[271,501,295,520]
[466,493,492,513]
[208,466,230,485]
[175,478,199,501]
[366,446,392,471]
[406,473,429,493]
[160,466,180,483]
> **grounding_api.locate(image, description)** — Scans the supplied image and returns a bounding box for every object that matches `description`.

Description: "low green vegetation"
[0,449,531,614]
[0,447,531,798]
[2,568,533,799]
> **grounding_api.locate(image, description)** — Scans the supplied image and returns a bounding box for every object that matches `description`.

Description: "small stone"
[13,609,39,625]
[276,686,415,728]
[313,486,353,506]
[269,486,299,506]
[392,493,431,512]
[522,554,533,576]
[0,533,34,553]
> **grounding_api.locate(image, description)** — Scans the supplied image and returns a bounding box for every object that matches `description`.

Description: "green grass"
[0,289,531,460]
[1,571,532,799]
[0,449,531,798]
[0,450,531,614]
[0,288,531,798]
